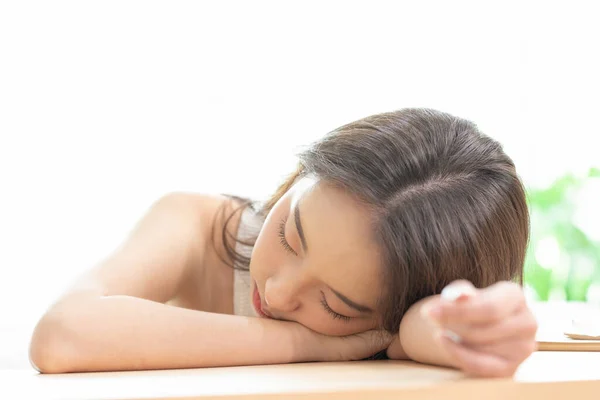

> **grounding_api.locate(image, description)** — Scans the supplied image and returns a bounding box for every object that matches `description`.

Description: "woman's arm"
[390,295,457,367]
[31,294,305,372]
[32,294,389,373]
[390,280,538,377]
[30,193,388,373]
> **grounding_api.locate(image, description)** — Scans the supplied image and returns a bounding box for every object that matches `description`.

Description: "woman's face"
[249,177,383,336]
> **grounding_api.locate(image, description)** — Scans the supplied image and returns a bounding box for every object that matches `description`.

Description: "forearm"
[399,295,458,368]
[30,295,306,373]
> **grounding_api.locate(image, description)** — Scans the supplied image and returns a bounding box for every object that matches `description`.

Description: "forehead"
[289,178,382,294]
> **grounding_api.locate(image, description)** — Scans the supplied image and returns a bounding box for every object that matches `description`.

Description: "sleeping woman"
[30,108,537,377]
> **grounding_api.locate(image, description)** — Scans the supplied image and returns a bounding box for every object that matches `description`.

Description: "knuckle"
[512,340,536,362]
[523,318,539,337]
[481,301,501,319]
[524,340,538,356]
[476,329,496,344]
[460,328,488,345]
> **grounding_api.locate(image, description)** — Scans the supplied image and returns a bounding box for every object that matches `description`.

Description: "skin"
[29,180,538,376]
[249,177,382,336]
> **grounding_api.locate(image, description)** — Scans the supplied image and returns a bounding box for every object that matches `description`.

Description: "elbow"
[397,299,428,362]
[29,312,81,374]
[398,315,422,363]
[398,296,457,368]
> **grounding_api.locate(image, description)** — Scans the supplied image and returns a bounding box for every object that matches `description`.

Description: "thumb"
[441,280,477,302]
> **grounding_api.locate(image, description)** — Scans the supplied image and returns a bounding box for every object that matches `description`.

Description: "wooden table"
[4,302,599,400]
[3,352,600,400]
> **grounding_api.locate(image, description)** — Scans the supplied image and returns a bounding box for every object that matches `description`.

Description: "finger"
[438,334,519,378]
[469,338,538,362]
[351,330,394,360]
[326,330,393,362]
[423,280,477,326]
[443,309,538,345]
[440,280,477,302]
[421,281,475,325]
[434,281,526,326]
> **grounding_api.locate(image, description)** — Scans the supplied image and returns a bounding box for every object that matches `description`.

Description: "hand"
[296,324,393,362]
[320,330,394,362]
[424,280,538,377]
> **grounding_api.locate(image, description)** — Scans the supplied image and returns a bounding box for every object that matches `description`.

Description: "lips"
[252,281,271,318]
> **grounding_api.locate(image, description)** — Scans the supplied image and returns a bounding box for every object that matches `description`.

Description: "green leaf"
[523,169,600,302]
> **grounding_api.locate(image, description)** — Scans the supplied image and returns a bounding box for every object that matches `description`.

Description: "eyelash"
[320,291,352,322]
[278,217,298,256]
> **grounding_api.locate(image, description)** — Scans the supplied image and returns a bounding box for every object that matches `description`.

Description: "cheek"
[250,226,280,278]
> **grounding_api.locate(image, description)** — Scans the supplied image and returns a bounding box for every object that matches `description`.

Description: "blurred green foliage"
[524,167,600,301]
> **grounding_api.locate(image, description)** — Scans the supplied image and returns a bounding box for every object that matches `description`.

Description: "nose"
[264,270,303,313]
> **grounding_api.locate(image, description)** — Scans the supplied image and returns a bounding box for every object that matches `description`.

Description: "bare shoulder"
[154,191,248,269]
[60,191,246,305]
[159,191,246,247]
[161,191,248,313]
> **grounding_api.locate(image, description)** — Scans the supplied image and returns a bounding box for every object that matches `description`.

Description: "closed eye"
[278,217,298,256]
[320,291,352,322]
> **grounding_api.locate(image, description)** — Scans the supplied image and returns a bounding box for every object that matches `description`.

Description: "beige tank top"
[232,205,264,317]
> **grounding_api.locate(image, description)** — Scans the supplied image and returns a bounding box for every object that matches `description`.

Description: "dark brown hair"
[213,108,529,333]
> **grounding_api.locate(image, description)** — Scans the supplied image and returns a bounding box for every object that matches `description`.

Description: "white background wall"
[1,0,599,369]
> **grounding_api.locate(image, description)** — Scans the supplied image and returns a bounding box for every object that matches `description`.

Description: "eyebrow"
[294,203,309,254]
[293,201,373,314]
[330,287,374,313]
